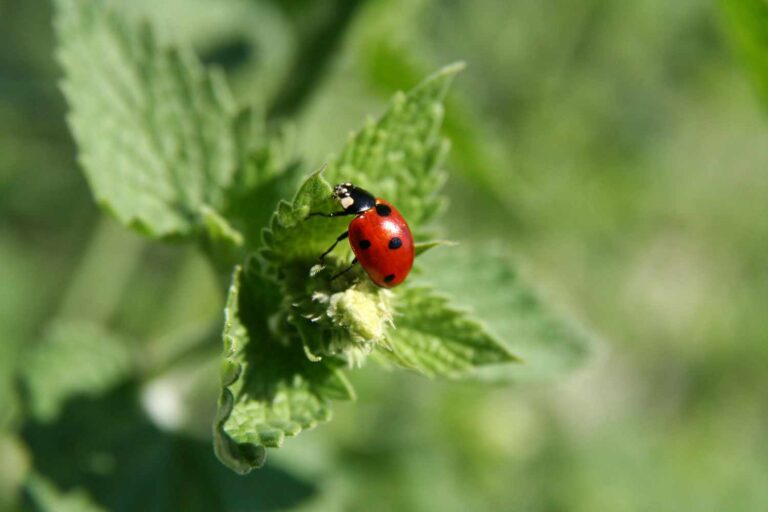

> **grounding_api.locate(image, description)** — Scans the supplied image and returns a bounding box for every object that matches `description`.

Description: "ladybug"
[310,182,414,288]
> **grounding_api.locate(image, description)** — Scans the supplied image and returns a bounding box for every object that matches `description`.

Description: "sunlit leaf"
[54,0,242,237]
[382,286,520,377]
[322,63,463,229]
[416,244,592,381]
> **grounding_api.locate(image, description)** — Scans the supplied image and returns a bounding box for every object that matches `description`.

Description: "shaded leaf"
[23,384,317,511]
[225,123,303,250]
[214,265,354,473]
[22,320,133,422]
[200,205,245,271]
[0,435,30,511]
[26,473,106,512]
[0,234,45,429]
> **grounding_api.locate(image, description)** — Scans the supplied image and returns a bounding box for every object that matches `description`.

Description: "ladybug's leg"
[330,258,358,281]
[319,231,348,262]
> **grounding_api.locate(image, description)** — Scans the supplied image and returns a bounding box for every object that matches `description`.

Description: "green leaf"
[26,474,106,512]
[381,286,519,377]
[414,239,457,258]
[22,320,133,422]
[0,435,30,511]
[200,205,245,271]
[225,124,303,250]
[54,0,241,238]
[721,0,768,112]
[323,63,463,229]
[255,65,466,364]
[23,384,318,510]
[0,234,45,429]
[416,244,592,381]
[214,265,354,473]
[260,170,402,365]
[260,168,348,272]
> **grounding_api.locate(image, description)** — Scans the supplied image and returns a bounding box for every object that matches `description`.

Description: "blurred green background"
[2,0,768,510]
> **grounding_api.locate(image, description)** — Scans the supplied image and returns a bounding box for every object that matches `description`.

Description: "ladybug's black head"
[332,182,376,214]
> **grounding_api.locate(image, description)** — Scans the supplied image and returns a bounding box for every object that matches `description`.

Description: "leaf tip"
[441,61,467,75]
[414,240,459,258]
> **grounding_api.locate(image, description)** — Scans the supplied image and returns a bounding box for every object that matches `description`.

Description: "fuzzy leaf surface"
[416,245,592,380]
[214,265,354,473]
[55,0,241,237]
[322,63,463,229]
[260,170,348,272]
[382,286,519,377]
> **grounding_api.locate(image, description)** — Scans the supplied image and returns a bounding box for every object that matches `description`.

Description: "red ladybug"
[311,182,414,288]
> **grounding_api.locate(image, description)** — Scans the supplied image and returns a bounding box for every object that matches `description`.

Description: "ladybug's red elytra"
[310,183,414,288]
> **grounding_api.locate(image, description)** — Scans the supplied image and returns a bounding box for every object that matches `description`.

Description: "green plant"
[721,0,768,112]
[38,0,590,478]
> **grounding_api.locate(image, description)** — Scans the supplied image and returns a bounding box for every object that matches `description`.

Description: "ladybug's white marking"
[340,196,354,209]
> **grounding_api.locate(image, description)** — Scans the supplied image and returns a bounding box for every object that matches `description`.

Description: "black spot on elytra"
[388,237,402,250]
[384,274,396,283]
[359,239,371,250]
[375,204,391,217]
